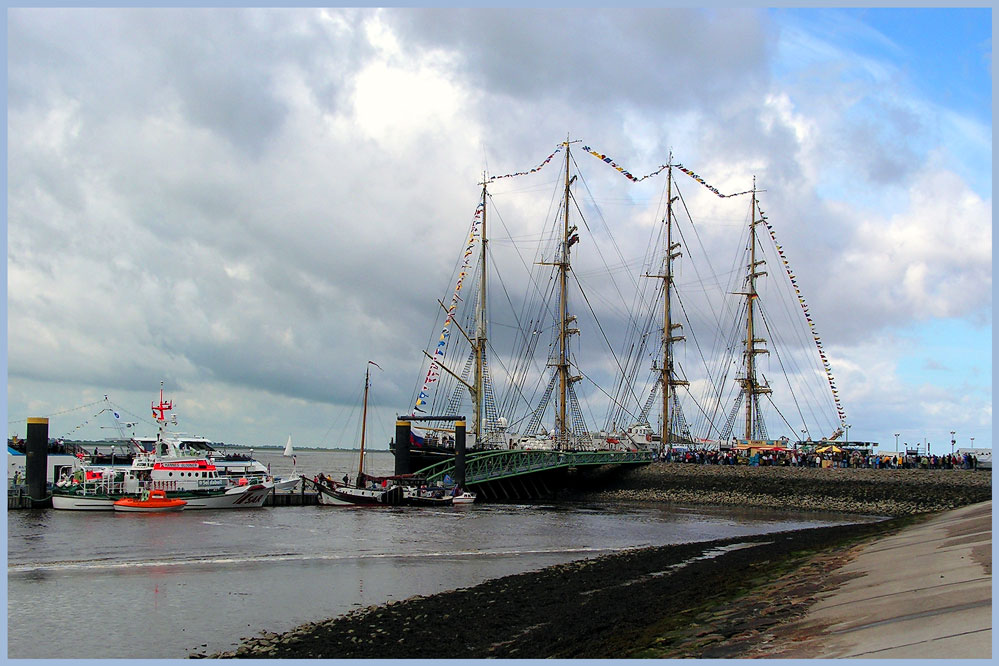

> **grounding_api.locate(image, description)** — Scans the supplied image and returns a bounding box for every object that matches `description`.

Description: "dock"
[8,488,40,509]
[265,489,319,506]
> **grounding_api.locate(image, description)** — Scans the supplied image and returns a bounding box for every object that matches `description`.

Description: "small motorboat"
[113,489,187,512]
[451,490,476,505]
[403,486,453,506]
[402,486,476,506]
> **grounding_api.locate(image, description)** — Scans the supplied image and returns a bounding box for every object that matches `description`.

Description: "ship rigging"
[401,140,846,469]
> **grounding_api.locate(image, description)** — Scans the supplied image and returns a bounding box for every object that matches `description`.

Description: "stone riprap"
[574,462,991,516]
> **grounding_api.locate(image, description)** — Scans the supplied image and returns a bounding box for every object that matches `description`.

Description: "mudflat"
[204,520,903,658]
[200,465,991,659]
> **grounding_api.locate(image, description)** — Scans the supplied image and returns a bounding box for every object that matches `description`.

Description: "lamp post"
[894,432,900,455]
[844,424,850,447]
[950,431,955,458]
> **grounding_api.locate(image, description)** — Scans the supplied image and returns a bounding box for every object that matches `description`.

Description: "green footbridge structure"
[395,416,653,501]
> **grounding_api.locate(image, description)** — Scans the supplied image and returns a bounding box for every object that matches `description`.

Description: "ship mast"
[533,140,580,449]
[659,158,688,450]
[358,362,371,481]
[553,140,584,449]
[742,180,771,440]
[643,159,690,452]
[557,141,571,449]
[473,179,487,448]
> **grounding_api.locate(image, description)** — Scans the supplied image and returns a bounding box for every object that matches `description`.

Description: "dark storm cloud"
[385,9,772,112]
[8,8,371,156]
[8,7,455,413]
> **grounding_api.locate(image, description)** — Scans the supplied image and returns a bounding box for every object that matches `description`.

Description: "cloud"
[6,8,991,448]
[839,162,992,326]
[387,9,772,109]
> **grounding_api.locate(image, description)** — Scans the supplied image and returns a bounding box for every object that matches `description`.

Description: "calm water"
[8,449,871,658]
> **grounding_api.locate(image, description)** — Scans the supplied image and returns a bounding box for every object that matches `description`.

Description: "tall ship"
[639,163,846,454]
[393,140,846,474]
[394,140,654,473]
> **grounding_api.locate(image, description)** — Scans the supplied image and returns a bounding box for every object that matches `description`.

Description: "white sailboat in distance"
[273,434,300,491]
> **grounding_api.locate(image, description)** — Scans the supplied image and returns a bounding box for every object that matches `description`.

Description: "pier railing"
[416,448,653,486]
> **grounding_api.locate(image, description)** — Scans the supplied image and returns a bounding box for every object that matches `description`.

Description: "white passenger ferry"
[52,387,272,510]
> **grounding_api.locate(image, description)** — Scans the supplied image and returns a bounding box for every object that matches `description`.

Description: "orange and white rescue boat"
[113,489,187,512]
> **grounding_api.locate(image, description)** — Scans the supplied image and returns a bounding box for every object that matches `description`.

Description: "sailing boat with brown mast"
[317,361,405,505]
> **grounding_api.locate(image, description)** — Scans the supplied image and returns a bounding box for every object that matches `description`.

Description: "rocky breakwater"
[582,463,991,516]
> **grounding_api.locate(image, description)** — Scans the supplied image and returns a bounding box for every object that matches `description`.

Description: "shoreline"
[198,465,991,659]
[746,500,991,658]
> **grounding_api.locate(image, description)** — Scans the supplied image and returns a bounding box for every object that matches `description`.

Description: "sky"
[5,7,992,453]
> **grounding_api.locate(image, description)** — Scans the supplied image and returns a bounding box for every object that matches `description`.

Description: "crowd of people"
[661,448,985,470]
